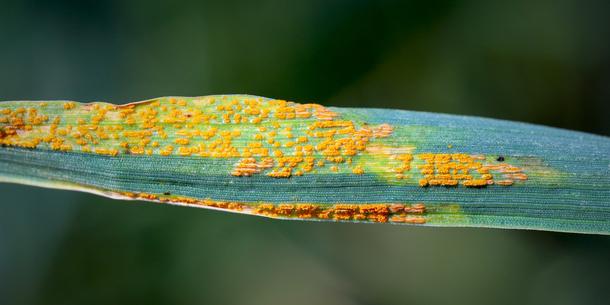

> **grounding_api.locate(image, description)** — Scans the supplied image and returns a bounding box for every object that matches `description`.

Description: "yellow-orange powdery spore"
[416,153,527,187]
[0,97,394,178]
[254,202,426,224]
[0,97,526,188]
[111,190,427,224]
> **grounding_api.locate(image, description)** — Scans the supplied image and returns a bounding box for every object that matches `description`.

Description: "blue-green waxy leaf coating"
[1,95,609,234]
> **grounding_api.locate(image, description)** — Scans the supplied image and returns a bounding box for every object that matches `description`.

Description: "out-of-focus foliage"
[0,1,609,305]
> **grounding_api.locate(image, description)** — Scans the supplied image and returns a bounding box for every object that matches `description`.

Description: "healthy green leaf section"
[0,95,609,234]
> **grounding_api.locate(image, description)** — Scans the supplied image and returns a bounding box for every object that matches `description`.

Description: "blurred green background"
[1,0,610,304]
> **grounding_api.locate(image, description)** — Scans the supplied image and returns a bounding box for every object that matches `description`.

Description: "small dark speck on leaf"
[164,192,171,195]
[497,156,505,162]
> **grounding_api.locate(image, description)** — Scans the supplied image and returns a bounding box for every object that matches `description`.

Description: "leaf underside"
[1,95,609,234]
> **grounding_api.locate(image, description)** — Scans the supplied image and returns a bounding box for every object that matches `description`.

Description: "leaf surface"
[1,95,609,234]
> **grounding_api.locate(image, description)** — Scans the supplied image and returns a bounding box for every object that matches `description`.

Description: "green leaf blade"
[1,95,609,234]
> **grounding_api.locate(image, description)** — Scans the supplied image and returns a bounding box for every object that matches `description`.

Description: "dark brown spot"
[497,156,505,162]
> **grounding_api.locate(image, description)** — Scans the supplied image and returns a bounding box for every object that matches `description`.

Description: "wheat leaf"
[1,95,609,234]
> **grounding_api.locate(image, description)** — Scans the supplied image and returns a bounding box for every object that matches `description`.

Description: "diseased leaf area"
[1,95,609,234]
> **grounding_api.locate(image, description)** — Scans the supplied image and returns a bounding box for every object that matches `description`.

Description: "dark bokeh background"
[1,1,609,304]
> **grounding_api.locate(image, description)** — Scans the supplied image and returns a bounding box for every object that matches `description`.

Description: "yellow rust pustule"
[416,153,527,188]
[0,97,394,178]
[109,190,427,224]
[0,96,527,189]
[254,202,427,224]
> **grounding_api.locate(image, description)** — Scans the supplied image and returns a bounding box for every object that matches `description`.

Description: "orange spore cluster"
[416,153,527,187]
[393,153,413,179]
[0,97,527,189]
[231,157,274,176]
[0,97,394,178]
[254,202,426,224]
[117,191,246,211]
[111,190,427,224]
